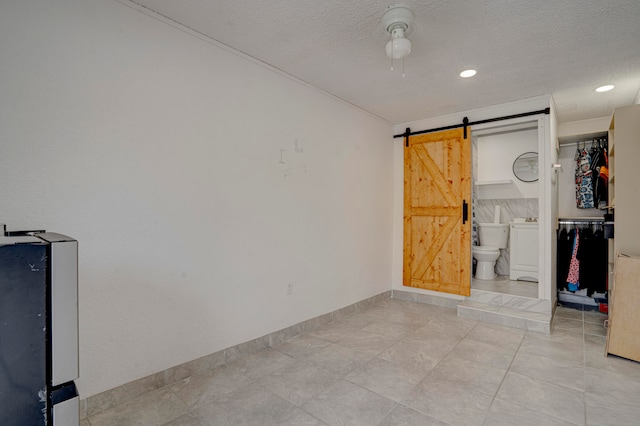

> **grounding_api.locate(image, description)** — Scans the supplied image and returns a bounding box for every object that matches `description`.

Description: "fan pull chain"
[390,42,394,71]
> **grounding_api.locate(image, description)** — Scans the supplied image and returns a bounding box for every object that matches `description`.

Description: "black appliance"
[0,225,79,425]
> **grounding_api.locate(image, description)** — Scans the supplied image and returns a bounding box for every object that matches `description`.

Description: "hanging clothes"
[557,228,571,289]
[592,141,609,209]
[592,227,608,294]
[575,148,595,209]
[566,229,580,291]
[576,227,608,296]
[557,222,608,295]
[573,138,608,209]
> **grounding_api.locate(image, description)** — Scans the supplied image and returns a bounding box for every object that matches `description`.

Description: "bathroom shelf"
[475,179,520,200]
[475,179,514,186]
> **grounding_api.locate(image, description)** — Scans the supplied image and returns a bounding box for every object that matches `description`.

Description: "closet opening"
[556,135,610,313]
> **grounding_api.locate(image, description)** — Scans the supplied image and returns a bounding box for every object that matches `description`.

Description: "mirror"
[513,152,539,182]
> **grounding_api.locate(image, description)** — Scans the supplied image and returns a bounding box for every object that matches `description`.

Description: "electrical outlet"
[287,282,294,295]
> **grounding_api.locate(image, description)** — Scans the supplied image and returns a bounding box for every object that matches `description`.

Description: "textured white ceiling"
[128,0,640,124]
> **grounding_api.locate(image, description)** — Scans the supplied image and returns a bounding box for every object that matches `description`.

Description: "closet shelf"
[600,199,615,210]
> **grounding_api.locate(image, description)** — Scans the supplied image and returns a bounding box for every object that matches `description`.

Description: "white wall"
[0,0,394,398]
[476,128,539,199]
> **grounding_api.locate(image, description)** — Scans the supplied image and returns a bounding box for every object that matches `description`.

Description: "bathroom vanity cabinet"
[509,222,539,282]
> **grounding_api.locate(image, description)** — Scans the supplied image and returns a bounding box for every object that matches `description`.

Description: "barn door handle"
[462,200,469,224]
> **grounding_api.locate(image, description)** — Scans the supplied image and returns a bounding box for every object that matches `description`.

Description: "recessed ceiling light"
[595,85,614,92]
[460,69,477,78]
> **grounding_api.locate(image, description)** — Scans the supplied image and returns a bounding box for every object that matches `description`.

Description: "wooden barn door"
[403,128,472,296]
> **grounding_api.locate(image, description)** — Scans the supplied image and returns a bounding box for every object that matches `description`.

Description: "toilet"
[473,223,509,280]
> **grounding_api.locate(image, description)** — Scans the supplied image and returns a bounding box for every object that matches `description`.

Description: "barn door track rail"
[396,108,551,147]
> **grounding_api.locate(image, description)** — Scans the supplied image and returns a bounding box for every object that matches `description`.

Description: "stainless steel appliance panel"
[49,238,79,386]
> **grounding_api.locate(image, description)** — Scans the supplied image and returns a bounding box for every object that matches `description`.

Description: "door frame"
[471,114,553,302]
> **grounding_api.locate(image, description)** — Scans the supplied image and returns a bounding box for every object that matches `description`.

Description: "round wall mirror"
[512,152,539,182]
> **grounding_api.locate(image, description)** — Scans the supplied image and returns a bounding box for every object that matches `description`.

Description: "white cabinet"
[510,222,539,282]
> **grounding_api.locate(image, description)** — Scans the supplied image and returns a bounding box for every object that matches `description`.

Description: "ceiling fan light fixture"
[385,28,412,59]
[595,84,614,92]
[383,5,415,63]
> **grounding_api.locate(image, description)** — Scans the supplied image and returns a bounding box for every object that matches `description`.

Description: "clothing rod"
[559,139,608,148]
[393,107,551,140]
[558,219,605,224]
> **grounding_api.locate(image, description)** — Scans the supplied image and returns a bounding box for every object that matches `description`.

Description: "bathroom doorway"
[471,121,540,298]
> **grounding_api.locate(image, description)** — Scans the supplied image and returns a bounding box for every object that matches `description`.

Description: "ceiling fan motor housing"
[382,4,414,38]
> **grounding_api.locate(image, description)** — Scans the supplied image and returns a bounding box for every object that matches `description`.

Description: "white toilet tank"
[478,223,509,248]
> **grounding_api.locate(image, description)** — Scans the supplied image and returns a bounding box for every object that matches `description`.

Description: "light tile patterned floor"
[82,300,640,426]
[472,276,538,298]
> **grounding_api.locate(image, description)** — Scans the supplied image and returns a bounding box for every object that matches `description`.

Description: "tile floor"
[472,276,538,298]
[81,299,640,426]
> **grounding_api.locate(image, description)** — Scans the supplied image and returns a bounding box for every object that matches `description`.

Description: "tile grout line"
[483,327,527,426]
[273,301,410,423]
[336,304,472,426]
[257,379,329,426]
[404,318,484,426]
[260,343,343,424]
[164,381,208,426]
[289,300,431,425]
[489,321,588,426]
